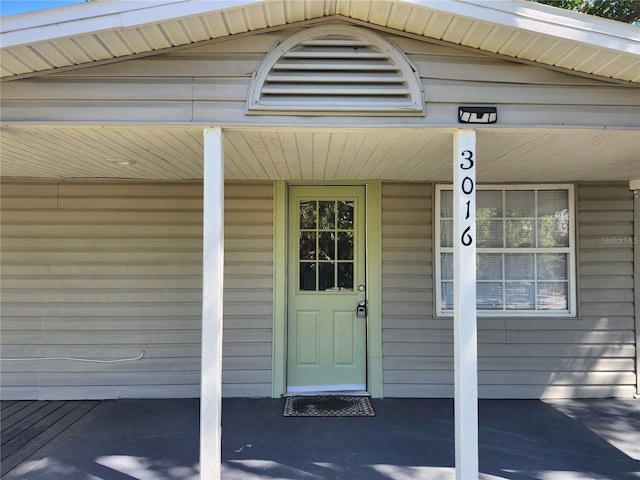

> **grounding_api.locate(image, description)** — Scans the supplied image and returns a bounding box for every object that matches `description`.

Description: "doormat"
[283,395,375,417]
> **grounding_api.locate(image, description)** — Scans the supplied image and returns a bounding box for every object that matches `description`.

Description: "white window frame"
[435,184,577,317]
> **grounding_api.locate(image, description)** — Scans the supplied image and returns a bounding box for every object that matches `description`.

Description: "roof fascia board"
[1,1,176,31]
[0,16,333,83]
[2,0,638,54]
[0,0,264,48]
[1,14,122,48]
[470,0,640,40]
[342,15,638,86]
[117,0,266,28]
[391,0,640,54]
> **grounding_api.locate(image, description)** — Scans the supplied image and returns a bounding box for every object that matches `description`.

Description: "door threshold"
[284,390,370,397]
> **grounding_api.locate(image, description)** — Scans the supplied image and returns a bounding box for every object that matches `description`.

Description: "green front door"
[287,185,367,393]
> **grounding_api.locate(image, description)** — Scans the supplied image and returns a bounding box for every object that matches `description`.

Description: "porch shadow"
[2,398,639,480]
[3,399,200,480]
[222,398,640,480]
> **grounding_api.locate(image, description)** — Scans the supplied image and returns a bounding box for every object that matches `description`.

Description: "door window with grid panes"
[298,199,355,292]
[435,185,576,316]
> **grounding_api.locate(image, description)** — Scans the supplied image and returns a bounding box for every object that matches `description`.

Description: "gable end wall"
[1,26,636,128]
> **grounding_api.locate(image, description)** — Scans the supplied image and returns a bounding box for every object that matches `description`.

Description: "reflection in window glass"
[338,201,354,229]
[300,201,316,229]
[299,232,316,260]
[440,220,453,248]
[441,253,453,280]
[505,190,534,217]
[319,201,335,229]
[506,282,534,310]
[338,263,353,290]
[478,254,502,280]
[298,198,355,292]
[538,216,569,247]
[300,261,315,290]
[505,254,534,280]
[477,190,503,217]
[476,191,503,248]
[505,219,534,247]
[437,185,574,316]
[318,232,335,259]
[478,283,503,310]
[538,190,568,216]
[538,282,568,310]
[538,190,569,247]
[440,190,453,217]
[337,232,353,260]
[537,254,567,280]
[477,219,503,248]
[441,283,453,309]
[300,261,334,291]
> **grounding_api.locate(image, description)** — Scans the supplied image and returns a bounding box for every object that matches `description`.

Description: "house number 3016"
[459,149,474,246]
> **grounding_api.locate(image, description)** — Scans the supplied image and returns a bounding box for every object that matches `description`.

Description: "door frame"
[272,180,383,398]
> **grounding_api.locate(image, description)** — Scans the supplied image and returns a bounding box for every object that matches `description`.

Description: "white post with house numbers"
[453,129,479,480]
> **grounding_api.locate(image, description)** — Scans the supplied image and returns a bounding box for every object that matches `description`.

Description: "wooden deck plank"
[0,400,19,412]
[1,400,101,477]
[1,401,55,438]
[1,401,69,456]
[1,400,34,419]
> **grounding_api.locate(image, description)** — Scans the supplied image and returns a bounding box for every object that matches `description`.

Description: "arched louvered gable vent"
[247,25,425,116]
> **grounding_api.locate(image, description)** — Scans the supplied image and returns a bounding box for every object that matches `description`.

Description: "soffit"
[1,126,638,183]
[1,0,639,83]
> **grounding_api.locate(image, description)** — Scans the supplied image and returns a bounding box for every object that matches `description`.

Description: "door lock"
[356,298,367,318]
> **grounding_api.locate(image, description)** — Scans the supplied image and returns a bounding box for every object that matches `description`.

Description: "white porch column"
[201,127,224,479]
[453,129,479,480]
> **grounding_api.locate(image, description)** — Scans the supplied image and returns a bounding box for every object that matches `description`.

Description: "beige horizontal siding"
[381,181,637,399]
[1,27,636,127]
[222,181,274,397]
[381,183,444,397]
[0,180,273,400]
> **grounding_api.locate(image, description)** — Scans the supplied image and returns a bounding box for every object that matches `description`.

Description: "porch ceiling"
[0,126,638,183]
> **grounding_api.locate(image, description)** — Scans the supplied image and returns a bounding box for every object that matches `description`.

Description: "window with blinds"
[435,184,576,316]
[247,24,425,116]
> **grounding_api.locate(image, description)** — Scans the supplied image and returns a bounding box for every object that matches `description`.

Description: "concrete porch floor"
[2,398,639,480]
